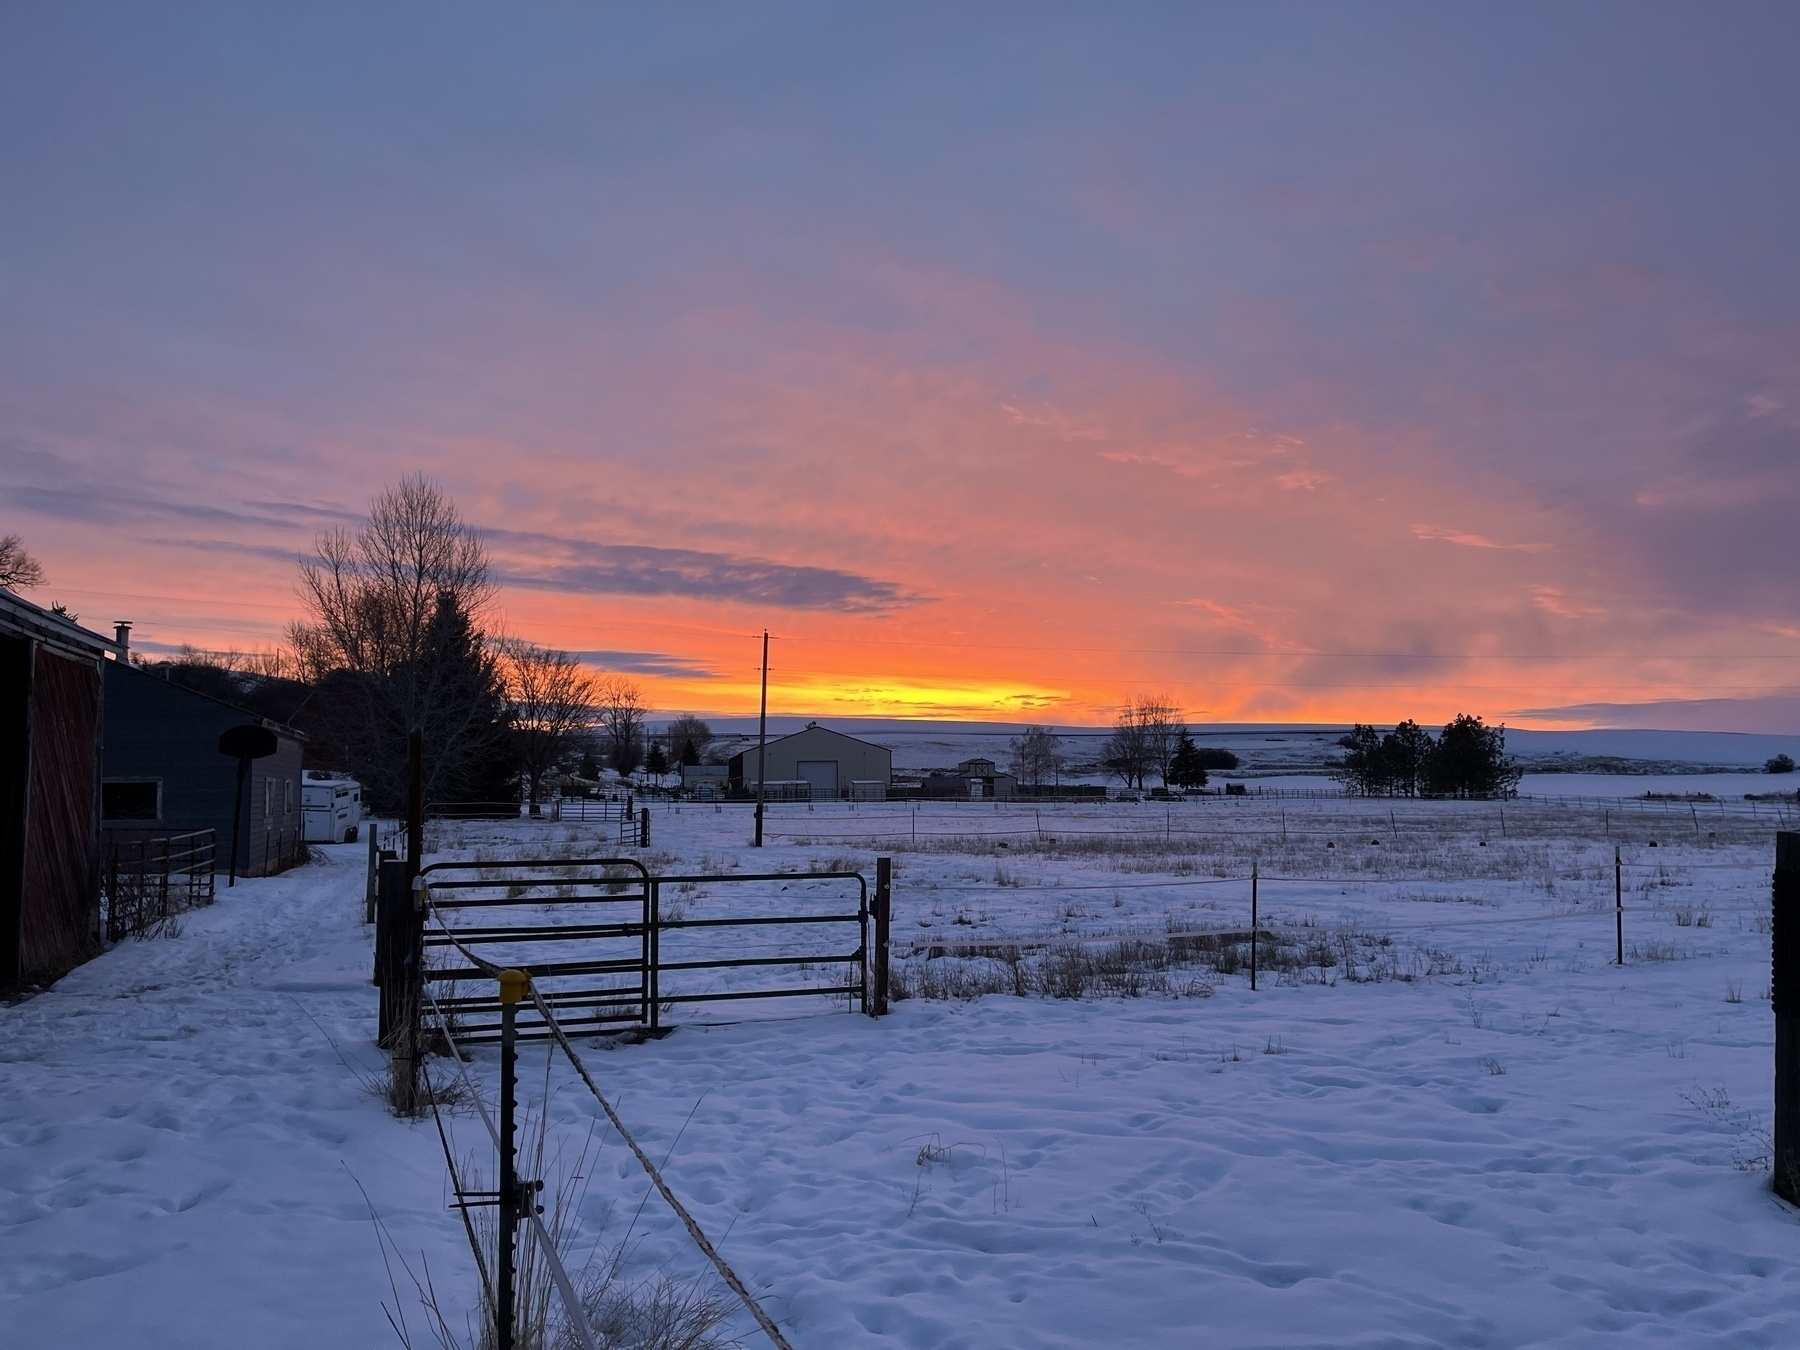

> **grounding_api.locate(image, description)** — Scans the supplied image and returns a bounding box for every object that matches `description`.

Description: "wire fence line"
[911,860,1772,898]
[902,898,1767,957]
[420,982,601,1350]
[425,914,793,1350]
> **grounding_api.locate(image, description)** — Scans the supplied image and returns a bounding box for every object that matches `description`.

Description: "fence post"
[1774,833,1800,1203]
[873,857,891,1016]
[639,807,650,849]
[496,968,527,1350]
[373,848,398,991]
[365,825,379,925]
[647,879,661,1032]
[1250,860,1258,992]
[1615,846,1624,966]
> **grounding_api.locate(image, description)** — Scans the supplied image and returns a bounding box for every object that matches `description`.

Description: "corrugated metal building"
[728,723,892,799]
[102,661,306,877]
[0,591,115,985]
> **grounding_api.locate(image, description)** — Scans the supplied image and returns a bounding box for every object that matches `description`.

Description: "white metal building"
[728,723,892,800]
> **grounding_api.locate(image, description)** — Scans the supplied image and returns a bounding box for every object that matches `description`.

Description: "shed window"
[102,780,161,822]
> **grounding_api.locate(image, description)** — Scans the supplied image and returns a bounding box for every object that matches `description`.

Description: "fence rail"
[102,829,217,941]
[382,856,885,1043]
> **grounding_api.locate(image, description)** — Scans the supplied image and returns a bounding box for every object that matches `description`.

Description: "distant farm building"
[103,659,306,877]
[924,757,1018,800]
[679,763,729,798]
[729,723,892,801]
[0,592,116,985]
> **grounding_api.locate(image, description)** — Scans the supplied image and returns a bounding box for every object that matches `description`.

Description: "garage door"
[795,760,839,799]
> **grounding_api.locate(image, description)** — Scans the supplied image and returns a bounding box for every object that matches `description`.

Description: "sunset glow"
[5,6,1799,729]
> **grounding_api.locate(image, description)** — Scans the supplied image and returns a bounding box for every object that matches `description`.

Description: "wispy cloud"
[485,530,917,612]
[1410,524,1550,553]
[569,649,721,679]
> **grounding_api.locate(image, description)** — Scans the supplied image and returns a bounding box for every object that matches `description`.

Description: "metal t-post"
[497,968,527,1350]
[1774,834,1800,1203]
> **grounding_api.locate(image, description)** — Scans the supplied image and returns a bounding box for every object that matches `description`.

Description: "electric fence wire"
[426,910,794,1350]
[420,981,602,1350]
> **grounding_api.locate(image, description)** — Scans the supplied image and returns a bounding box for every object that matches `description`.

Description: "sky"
[4,3,1799,729]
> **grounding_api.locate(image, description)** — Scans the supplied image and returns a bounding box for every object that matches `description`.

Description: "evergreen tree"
[1426,713,1520,799]
[1168,731,1210,790]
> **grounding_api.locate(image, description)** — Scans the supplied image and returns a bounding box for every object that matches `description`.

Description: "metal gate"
[414,858,879,1040]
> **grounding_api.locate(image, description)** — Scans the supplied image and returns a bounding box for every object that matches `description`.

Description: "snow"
[0,853,468,1348]
[8,796,1800,1346]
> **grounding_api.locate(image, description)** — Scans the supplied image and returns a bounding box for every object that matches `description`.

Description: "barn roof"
[0,588,120,663]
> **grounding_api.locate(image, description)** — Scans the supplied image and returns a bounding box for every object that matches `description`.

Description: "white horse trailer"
[302,773,363,843]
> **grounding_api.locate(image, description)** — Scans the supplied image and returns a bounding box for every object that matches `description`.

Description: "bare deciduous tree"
[289,476,512,809]
[1103,696,1184,789]
[664,713,713,766]
[1008,725,1063,790]
[1137,696,1184,787]
[500,639,595,814]
[0,534,45,591]
[593,674,648,773]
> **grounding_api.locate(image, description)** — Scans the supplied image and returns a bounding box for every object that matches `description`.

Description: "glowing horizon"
[5,6,1799,733]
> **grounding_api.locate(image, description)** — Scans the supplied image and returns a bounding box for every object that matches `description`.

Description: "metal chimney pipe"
[113,621,131,658]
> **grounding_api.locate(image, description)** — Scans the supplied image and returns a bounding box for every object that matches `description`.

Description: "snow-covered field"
[7,795,1800,1347]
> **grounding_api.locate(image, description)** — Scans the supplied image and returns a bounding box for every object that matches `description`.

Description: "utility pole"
[753,630,769,848]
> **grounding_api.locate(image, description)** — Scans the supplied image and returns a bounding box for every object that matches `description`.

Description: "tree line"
[1336,715,1521,798]
[1007,700,1240,792]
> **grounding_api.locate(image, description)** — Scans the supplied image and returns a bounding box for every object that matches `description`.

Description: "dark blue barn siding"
[102,663,303,876]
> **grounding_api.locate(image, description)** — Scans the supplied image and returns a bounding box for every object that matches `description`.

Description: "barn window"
[102,779,161,822]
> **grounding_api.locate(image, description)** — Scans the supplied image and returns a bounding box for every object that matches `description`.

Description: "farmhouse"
[729,722,892,800]
[103,656,306,877]
[0,590,118,984]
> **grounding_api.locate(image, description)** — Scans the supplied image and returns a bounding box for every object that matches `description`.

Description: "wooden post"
[873,857,891,1016]
[1250,860,1258,992]
[364,824,379,925]
[1774,833,1800,1203]
[753,630,769,848]
[405,728,423,886]
[375,855,400,1020]
[639,806,650,849]
[373,848,397,993]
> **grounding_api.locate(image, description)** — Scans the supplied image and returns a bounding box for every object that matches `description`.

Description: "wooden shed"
[0,590,116,986]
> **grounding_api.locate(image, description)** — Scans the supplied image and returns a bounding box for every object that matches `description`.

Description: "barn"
[729,722,892,800]
[103,660,306,878]
[0,590,115,986]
